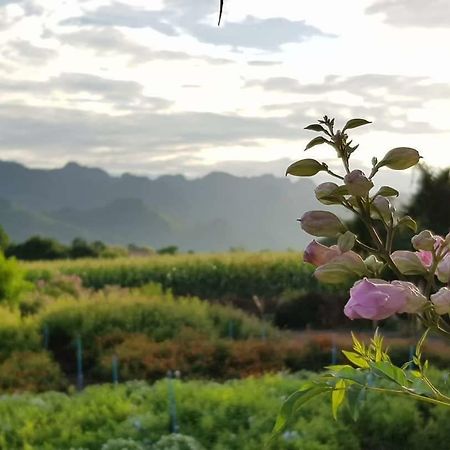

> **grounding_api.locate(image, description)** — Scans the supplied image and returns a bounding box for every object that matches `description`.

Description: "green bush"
[0,374,448,450]
[0,351,66,392]
[154,434,204,450]
[0,252,31,306]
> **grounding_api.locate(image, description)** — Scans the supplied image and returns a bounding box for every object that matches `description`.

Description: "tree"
[0,225,10,252]
[405,165,450,236]
[6,236,68,261]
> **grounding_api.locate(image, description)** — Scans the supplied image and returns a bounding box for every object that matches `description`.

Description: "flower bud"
[364,255,384,275]
[286,158,325,177]
[344,170,374,197]
[378,147,421,170]
[337,231,356,253]
[411,230,438,251]
[314,182,342,205]
[392,281,427,314]
[437,254,450,283]
[370,197,393,222]
[303,240,341,267]
[314,252,367,284]
[299,211,346,238]
[431,287,450,315]
[391,250,428,275]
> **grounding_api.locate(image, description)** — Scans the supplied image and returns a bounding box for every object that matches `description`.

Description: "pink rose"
[303,240,341,267]
[344,278,407,320]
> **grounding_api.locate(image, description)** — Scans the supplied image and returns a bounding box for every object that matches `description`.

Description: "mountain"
[0,160,319,251]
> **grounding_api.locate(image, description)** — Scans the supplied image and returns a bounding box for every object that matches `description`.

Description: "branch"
[218,0,224,25]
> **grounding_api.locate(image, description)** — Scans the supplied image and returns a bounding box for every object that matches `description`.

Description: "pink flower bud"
[344,278,407,320]
[391,251,428,275]
[392,281,427,314]
[431,287,450,315]
[437,254,450,283]
[303,240,341,267]
[411,230,438,251]
[344,170,374,197]
[314,252,367,284]
[299,211,346,238]
[314,182,341,205]
[416,250,433,268]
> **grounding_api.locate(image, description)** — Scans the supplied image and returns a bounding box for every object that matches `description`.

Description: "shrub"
[0,251,31,306]
[101,438,146,450]
[154,434,204,450]
[7,236,68,260]
[0,351,66,392]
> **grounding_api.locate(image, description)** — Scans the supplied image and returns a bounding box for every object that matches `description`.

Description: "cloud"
[245,74,450,134]
[366,0,450,27]
[3,40,57,65]
[0,102,300,165]
[191,16,332,50]
[63,1,177,36]
[0,73,172,111]
[246,73,450,104]
[61,0,332,51]
[54,27,231,65]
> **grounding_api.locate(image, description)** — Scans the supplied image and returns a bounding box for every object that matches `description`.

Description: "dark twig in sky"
[218,0,224,26]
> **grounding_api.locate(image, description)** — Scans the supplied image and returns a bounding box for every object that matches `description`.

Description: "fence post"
[112,354,119,385]
[76,335,84,391]
[228,320,235,339]
[43,324,49,350]
[331,335,337,365]
[167,370,180,434]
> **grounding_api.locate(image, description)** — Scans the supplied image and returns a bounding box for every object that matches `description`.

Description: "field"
[1,372,450,450]
[0,252,448,449]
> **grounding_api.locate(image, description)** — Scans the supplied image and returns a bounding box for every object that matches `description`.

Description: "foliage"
[0,224,10,251]
[277,115,450,434]
[0,251,32,306]
[0,351,67,392]
[406,165,450,235]
[0,374,448,449]
[24,252,327,313]
[6,235,68,260]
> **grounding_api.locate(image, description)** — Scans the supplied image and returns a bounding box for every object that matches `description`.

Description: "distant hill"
[0,160,319,251]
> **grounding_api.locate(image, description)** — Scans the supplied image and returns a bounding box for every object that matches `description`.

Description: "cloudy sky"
[1,0,450,180]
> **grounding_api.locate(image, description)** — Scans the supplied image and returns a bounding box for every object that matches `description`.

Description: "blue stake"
[331,336,337,365]
[112,354,119,385]
[261,324,267,341]
[43,325,49,349]
[76,335,84,391]
[409,345,415,363]
[167,371,179,434]
[228,320,235,340]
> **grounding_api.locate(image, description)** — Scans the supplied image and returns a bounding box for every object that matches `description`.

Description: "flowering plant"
[272,116,450,440]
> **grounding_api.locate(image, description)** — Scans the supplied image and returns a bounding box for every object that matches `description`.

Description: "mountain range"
[0,160,322,251]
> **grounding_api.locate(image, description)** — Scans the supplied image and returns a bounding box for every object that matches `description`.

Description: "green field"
[1,372,450,450]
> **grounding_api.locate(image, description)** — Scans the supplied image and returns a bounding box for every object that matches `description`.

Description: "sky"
[1,0,450,181]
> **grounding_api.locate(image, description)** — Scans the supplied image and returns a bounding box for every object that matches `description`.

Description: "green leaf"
[342,350,369,369]
[333,366,368,385]
[369,361,408,387]
[271,384,331,437]
[375,186,399,198]
[398,215,418,233]
[305,124,327,133]
[333,185,350,196]
[342,118,371,132]
[305,136,328,151]
[338,231,356,253]
[415,328,430,366]
[332,379,346,420]
[346,385,366,421]
[286,158,325,177]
